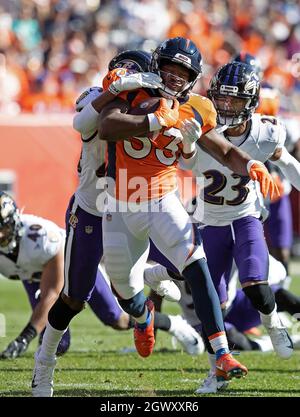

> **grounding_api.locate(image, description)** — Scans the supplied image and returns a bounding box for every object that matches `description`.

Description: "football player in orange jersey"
[98,37,279,383]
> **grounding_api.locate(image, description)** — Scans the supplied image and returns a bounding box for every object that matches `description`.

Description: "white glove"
[180,118,202,154]
[75,87,102,112]
[108,72,162,95]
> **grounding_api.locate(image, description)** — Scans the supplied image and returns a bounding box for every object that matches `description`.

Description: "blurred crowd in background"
[0,0,299,115]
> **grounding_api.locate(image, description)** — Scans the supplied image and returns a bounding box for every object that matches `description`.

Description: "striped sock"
[208,331,229,359]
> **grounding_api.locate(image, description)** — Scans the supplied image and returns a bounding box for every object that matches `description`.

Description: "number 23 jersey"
[192,114,286,226]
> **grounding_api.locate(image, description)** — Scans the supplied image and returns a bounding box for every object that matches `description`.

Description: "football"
[128,97,173,115]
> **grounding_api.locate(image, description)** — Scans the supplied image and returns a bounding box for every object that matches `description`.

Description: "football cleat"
[195,370,229,394]
[144,275,181,302]
[134,299,155,358]
[169,315,205,355]
[31,348,56,397]
[265,322,293,359]
[216,353,248,381]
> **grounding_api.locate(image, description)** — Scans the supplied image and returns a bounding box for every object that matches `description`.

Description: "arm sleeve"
[73,102,99,139]
[270,146,300,191]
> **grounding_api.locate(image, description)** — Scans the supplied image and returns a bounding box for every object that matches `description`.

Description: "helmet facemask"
[207,62,260,128]
[210,94,255,127]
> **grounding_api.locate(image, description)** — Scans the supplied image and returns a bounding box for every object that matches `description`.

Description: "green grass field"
[1,265,300,398]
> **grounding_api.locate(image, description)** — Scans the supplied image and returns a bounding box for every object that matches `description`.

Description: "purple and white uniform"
[0,214,71,350]
[0,214,64,283]
[67,94,108,302]
[176,254,286,333]
[190,113,286,301]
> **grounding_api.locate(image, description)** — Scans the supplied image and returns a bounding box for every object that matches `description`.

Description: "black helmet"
[150,37,202,98]
[108,50,151,72]
[0,192,23,254]
[208,62,260,127]
[232,52,263,78]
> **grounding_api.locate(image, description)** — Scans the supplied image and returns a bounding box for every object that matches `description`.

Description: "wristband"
[147,113,162,131]
[246,159,261,173]
[108,82,120,96]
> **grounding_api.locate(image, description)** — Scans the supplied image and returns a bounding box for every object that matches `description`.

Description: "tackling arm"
[98,98,153,142]
[98,97,180,142]
[73,90,118,137]
[200,129,251,175]
[270,147,300,191]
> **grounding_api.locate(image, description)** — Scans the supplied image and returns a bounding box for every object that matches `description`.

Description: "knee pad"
[243,284,275,315]
[118,291,147,318]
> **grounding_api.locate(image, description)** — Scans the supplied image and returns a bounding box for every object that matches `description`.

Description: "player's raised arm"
[74,65,163,137]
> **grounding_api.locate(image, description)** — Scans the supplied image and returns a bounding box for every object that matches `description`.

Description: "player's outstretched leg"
[32,296,80,397]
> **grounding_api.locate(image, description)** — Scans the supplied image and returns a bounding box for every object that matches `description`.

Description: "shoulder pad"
[260,115,286,148]
[187,94,217,133]
[22,215,64,263]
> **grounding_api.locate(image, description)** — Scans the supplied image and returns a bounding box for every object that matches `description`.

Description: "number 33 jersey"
[192,114,286,226]
[107,89,217,202]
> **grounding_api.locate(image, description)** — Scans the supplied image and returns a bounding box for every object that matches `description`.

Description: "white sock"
[209,332,229,353]
[260,305,281,329]
[208,353,216,373]
[38,322,67,362]
[144,263,171,283]
[168,315,181,334]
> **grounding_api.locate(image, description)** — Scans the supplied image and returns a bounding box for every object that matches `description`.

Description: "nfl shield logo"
[85,226,93,234]
[106,213,112,221]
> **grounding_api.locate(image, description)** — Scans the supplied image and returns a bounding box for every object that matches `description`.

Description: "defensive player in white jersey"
[233,52,299,276]
[0,192,201,361]
[182,61,300,390]
[0,192,70,357]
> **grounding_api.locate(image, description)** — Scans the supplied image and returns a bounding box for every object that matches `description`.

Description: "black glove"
[0,322,37,359]
[0,337,29,359]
